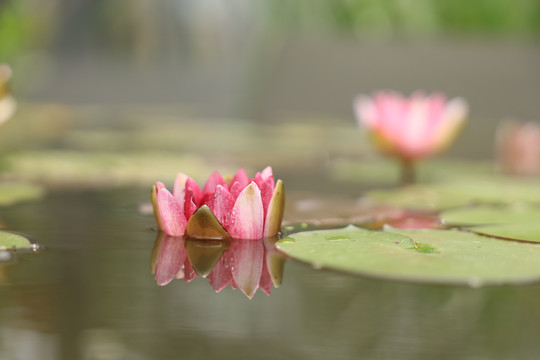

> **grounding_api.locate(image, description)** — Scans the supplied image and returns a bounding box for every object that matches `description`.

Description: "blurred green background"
[0,0,539,172]
[1,0,539,123]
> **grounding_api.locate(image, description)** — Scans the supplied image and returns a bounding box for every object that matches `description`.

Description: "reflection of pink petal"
[157,189,187,237]
[230,182,264,240]
[154,236,186,286]
[183,258,198,283]
[208,251,234,292]
[259,252,273,296]
[231,239,263,299]
[384,212,441,229]
[176,267,185,279]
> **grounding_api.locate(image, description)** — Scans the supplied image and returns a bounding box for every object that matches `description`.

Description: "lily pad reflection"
[151,232,287,299]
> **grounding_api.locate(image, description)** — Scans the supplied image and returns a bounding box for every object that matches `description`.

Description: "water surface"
[1,188,540,360]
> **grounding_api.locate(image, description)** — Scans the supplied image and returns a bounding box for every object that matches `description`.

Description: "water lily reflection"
[151,232,287,299]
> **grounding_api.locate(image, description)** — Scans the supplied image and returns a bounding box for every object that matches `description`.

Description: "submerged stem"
[400,158,416,185]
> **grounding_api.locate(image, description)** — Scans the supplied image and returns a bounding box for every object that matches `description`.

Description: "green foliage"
[263,0,540,36]
[0,1,43,61]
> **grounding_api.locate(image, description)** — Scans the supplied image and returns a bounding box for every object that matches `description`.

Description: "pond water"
[2,187,540,360]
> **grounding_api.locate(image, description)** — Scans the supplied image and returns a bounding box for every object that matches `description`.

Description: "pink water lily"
[354,91,468,183]
[152,167,285,240]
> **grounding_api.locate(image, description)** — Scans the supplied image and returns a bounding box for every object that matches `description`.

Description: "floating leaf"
[470,223,540,243]
[4,151,224,188]
[441,205,540,242]
[0,231,32,250]
[366,178,540,210]
[441,205,540,226]
[277,226,540,286]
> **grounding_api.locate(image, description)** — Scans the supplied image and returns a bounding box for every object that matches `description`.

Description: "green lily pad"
[0,182,44,206]
[441,205,540,242]
[470,223,540,243]
[366,178,540,210]
[441,205,540,226]
[0,231,32,250]
[4,151,228,188]
[277,226,540,286]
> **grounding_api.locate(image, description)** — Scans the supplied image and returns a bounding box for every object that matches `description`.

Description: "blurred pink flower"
[496,121,540,176]
[152,167,285,240]
[354,91,468,161]
[151,233,286,298]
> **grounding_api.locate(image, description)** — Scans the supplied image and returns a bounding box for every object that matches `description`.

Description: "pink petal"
[229,181,246,200]
[157,188,187,237]
[184,178,202,220]
[422,93,448,143]
[154,235,187,286]
[208,248,234,292]
[229,168,250,191]
[253,167,275,217]
[260,166,274,180]
[231,239,264,299]
[155,181,166,191]
[205,185,235,230]
[152,182,166,231]
[229,182,264,240]
[353,95,377,128]
[202,171,226,202]
[400,94,434,155]
[431,97,468,152]
[172,173,189,205]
